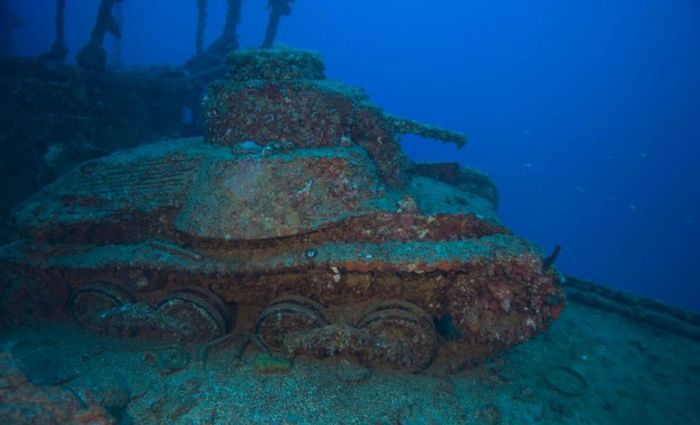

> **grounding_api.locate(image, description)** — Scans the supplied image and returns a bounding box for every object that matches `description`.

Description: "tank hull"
[0,226,562,368]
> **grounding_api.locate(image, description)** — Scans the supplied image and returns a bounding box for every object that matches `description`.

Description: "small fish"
[685,218,696,225]
[523,163,533,168]
[575,186,584,193]
[604,155,614,160]
[639,152,648,158]
[521,130,530,136]
[628,204,637,211]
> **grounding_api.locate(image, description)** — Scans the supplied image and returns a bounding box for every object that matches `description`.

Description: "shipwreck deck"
[0,282,698,425]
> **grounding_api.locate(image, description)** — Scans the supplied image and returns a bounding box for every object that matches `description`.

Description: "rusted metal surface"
[0,48,563,370]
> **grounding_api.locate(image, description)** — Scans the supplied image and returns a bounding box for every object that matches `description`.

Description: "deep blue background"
[10,0,700,310]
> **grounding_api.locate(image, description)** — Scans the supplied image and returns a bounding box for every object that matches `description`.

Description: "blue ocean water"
[3,3,700,424]
[10,0,700,311]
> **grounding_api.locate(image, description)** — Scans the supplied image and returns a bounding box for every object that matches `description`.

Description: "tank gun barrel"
[386,115,467,148]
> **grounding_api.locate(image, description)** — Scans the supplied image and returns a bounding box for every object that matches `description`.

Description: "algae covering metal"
[0,48,563,371]
[175,145,382,239]
[205,47,466,187]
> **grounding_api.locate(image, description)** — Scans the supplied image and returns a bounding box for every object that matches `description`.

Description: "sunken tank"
[0,48,564,370]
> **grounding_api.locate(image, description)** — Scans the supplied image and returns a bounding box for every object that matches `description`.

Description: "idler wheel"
[156,289,228,343]
[69,282,135,328]
[357,307,438,370]
[255,297,328,356]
